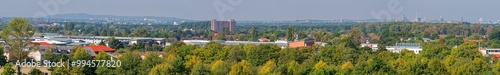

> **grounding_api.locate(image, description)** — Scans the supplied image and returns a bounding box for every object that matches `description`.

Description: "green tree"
[214,46,231,61]
[164,54,187,74]
[190,63,210,75]
[286,26,297,41]
[70,46,94,75]
[309,60,335,75]
[494,59,500,75]
[64,22,74,31]
[51,60,70,75]
[191,42,221,63]
[1,64,16,75]
[148,63,178,75]
[29,68,44,75]
[98,40,106,46]
[258,60,278,75]
[210,60,230,75]
[216,34,226,40]
[107,37,124,49]
[94,51,114,75]
[467,33,482,40]
[138,52,163,75]
[490,30,500,40]
[319,46,356,65]
[445,34,456,40]
[227,45,245,62]
[116,51,142,75]
[133,27,148,37]
[229,60,254,75]
[1,17,35,61]
[287,61,301,75]
[176,45,196,60]
[249,26,259,41]
[42,48,56,61]
[420,43,451,59]
[447,58,489,75]
[278,48,299,65]
[349,27,361,45]
[245,44,280,66]
[449,42,482,59]
[424,59,448,74]
[185,56,202,70]
[0,47,7,67]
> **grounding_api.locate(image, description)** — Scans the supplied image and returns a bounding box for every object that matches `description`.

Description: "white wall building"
[386,43,423,54]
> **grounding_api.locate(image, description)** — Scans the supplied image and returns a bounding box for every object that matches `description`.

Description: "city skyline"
[0,0,499,21]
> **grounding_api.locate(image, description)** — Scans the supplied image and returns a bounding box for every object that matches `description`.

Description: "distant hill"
[43,13,195,22]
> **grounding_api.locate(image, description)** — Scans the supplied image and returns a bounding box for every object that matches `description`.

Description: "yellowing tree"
[95,51,114,75]
[339,61,354,75]
[148,63,177,75]
[341,61,353,69]
[139,52,163,75]
[287,61,301,75]
[310,60,334,75]
[494,60,500,75]
[210,60,230,75]
[229,60,254,75]
[186,56,203,70]
[258,60,277,75]
[70,46,93,75]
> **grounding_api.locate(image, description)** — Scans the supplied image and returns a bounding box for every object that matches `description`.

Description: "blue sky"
[0,0,499,21]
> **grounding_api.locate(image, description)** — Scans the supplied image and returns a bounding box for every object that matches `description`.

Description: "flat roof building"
[289,39,314,48]
[386,43,423,54]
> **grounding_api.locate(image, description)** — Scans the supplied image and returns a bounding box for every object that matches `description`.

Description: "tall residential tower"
[211,19,236,33]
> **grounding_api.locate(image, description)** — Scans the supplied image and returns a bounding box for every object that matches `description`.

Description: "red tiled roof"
[28,42,53,46]
[85,45,115,52]
[493,54,500,58]
[370,36,381,40]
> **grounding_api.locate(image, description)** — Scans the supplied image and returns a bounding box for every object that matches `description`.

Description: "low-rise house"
[360,35,381,44]
[83,45,115,60]
[84,45,116,53]
[422,38,434,42]
[386,43,423,54]
[405,37,434,42]
[28,42,53,46]
[289,39,314,48]
[259,38,270,42]
[315,42,328,47]
[361,43,378,50]
[28,46,73,61]
[50,36,166,46]
[274,40,289,48]
[183,40,290,48]
[479,48,500,56]
[182,40,211,46]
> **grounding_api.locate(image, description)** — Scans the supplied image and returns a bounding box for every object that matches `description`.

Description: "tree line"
[2,18,500,74]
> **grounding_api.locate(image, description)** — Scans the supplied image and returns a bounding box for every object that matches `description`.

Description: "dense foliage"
[3,18,500,74]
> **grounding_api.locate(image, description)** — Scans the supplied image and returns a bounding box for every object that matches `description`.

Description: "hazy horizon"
[1,0,499,21]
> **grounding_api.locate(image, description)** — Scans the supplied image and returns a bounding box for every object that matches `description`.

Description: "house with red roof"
[84,45,116,53]
[259,38,270,42]
[28,42,53,46]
